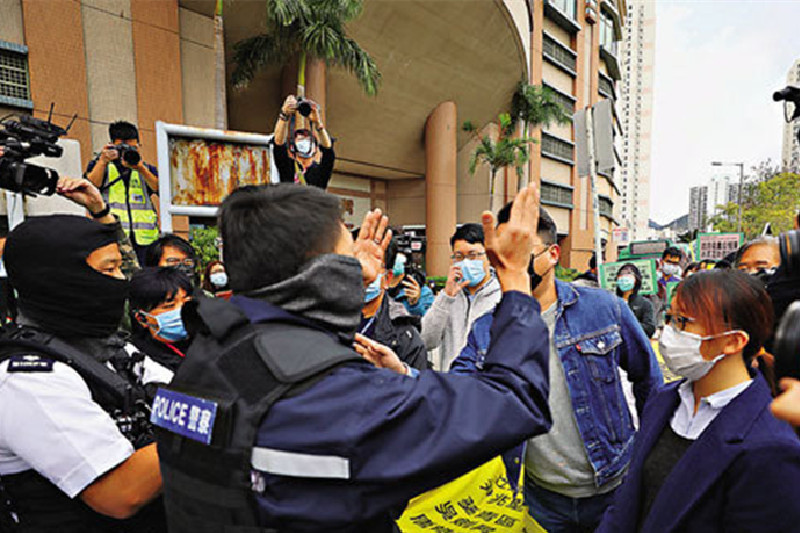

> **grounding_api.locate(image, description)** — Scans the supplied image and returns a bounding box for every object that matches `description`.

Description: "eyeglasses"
[664,312,696,331]
[165,258,195,268]
[451,251,486,262]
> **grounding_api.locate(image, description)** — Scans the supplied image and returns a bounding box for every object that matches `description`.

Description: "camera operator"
[272,95,334,190]
[85,121,160,263]
[0,178,169,531]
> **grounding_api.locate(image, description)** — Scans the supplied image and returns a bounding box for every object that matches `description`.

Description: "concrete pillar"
[425,101,457,277]
[305,59,327,123]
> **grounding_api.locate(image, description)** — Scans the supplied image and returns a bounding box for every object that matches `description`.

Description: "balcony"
[543,32,577,77]
[599,194,614,221]
[541,132,575,165]
[541,180,575,209]
[598,72,616,100]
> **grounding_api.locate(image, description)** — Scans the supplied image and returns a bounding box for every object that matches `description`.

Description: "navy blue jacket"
[597,374,800,533]
[234,291,552,532]
[451,280,663,488]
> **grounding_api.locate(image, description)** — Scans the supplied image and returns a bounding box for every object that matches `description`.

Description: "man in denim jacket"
[451,205,663,533]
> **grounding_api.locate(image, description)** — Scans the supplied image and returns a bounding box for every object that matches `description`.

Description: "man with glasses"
[421,223,501,370]
[451,205,662,533]
[144,235,198,285]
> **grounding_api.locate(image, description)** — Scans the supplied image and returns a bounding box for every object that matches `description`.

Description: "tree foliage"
[190,226,221,270]
[462,113,534,209]
[511,81,572,134]
[708,172,800,238]
[231,0,381,96]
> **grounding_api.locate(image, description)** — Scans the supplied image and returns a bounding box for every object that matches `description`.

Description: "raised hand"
[353,209,391,285]
[443,264,469,297]
[481,183,541,294]
[402,276,421,304]
[57,177,105,214]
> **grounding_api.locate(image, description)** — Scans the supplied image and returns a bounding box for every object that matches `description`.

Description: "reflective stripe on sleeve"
[251,447,350,479]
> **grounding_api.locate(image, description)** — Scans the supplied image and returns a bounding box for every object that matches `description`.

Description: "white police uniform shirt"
[0,346,172,498]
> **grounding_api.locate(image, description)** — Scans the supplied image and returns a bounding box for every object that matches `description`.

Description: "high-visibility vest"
[105,163,159,246]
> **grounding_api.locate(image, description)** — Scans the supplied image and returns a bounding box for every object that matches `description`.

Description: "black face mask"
[529,247,553,292]
[5,215,129,339]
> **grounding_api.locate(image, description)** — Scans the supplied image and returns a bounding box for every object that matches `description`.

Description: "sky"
[648,0,800,225]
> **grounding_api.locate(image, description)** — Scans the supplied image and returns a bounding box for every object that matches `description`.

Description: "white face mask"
[294,138,315,157]
[662,263,682,278]
[209,271,228,288]
[658,324,743,382]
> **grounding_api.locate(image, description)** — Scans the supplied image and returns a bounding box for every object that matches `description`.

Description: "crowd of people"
[1,106,800,533]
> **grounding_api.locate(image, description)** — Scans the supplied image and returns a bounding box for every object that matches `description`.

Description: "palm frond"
[231,33,292,88]
[267,0,309,27]
[334,36,381,96]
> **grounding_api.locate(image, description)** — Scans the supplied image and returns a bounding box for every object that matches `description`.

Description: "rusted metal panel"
[169,138,272,206]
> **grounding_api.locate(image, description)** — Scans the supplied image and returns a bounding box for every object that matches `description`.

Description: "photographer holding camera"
[85,121,160,263]
[272,95,334,190]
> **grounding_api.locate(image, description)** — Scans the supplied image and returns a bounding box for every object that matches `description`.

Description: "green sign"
[665,281,680,308]
[599,258,658,296]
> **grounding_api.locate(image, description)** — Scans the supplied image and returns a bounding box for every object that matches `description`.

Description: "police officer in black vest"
[0,178,168,532]
[152,183,553,532]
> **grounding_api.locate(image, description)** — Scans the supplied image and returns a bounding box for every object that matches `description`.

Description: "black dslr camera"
[295,96,314,118]
[0,107,72,196]
[114,142,141,166]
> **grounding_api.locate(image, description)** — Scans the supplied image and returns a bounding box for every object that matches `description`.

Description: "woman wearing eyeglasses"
[597,269,800,533]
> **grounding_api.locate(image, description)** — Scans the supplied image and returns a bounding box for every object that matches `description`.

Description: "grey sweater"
[421,275,501,371]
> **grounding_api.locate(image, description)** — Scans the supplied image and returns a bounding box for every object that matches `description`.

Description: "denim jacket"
[451,280,663,489]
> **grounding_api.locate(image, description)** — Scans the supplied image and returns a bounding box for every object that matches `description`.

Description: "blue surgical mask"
[616,275,636,292]
[364,274,383,303]
[148,307,188,342]
[457,259,487,287]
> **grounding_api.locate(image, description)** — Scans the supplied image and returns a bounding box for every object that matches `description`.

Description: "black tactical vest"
[0,326,166,533]
[153,297,364,533]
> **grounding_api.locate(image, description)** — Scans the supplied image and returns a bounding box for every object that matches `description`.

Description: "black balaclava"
[5,215,129,339]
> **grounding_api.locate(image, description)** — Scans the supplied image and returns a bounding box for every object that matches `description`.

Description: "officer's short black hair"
[219,184,343,292]
[129,267,193,312]
[144,234,196,267]
[109,121,139,142]
[496,203,557,245]
[450,223,484,248]
[662,246,682,260]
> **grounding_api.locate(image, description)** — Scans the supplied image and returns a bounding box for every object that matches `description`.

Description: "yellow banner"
[397,456,546,533]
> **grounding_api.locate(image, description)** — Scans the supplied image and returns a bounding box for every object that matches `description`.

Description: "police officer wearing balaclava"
[0,177,168,532]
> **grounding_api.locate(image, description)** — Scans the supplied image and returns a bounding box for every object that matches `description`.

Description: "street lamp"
[710,161,745,234]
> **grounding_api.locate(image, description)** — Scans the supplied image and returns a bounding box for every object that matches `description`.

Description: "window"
[544,83,576,114]
[599,11,617,56]
[543,33,577,74]
[541,181,574,207]
[541,132,575,164]
[550,0,577,20]
[0,42,32,108]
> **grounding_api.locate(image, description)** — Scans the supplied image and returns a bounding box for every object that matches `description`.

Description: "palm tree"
[230,0,381,99]
[511,82,572,188]
[463,113,533,212]
[214,0,227,130]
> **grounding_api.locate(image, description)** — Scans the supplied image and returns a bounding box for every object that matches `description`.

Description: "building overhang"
[180,0,530,180]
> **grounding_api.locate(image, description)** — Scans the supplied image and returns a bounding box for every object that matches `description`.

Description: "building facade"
[688,185,707,232]
[782,58,800,173]
[617,0,654,242]
[0,0,625,273]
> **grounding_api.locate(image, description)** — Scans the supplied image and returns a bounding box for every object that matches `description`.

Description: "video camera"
[0,105,73,196]
[769,86,800,381]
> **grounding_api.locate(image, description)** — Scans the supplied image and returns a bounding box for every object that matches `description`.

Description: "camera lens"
[123,148,141,166]
[297,101,312,117]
